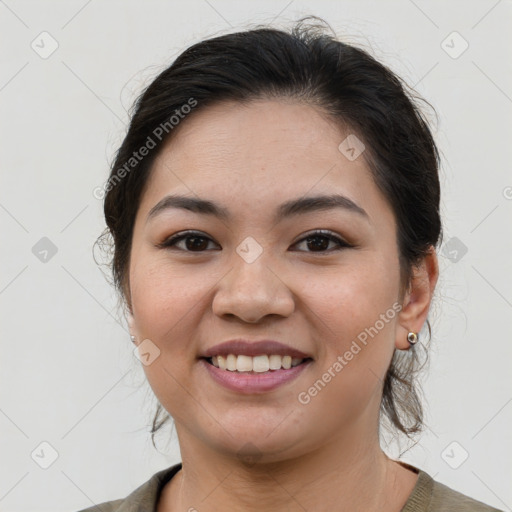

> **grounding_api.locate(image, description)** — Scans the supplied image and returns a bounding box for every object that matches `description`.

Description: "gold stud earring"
[407,332,418,346]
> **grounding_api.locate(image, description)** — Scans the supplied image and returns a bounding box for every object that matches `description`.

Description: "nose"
[211,254,295,323]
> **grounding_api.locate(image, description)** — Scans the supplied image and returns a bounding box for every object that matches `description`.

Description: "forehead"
[138,99,392,228]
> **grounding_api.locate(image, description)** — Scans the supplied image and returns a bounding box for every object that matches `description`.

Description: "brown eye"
[292,230,351,253]
[158,229,351,254]
[158,231,218,252]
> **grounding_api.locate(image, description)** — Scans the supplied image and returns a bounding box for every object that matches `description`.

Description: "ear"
[395,247,439,350]
[127,310,134,329]
[126,308,136,337]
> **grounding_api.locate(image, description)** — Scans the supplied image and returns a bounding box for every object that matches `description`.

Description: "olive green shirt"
[76,462,504,511]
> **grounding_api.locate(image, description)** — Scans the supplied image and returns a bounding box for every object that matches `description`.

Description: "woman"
[81,16,503,512]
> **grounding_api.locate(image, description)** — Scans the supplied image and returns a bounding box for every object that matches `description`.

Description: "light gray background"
[1,1,511,511]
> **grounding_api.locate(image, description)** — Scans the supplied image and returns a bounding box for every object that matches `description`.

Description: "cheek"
[130,259,209,423]
[300,256,399,383]
[300,256,399,331]
[294,276,398,432]
[130,256,212,341]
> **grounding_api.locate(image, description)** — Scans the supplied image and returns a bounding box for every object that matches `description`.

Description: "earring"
[407,332,418,346]
[130,334,136,343]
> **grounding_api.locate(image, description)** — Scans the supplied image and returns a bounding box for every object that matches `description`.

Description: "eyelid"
[294,229,349,244]
[292,229,352,252]
[156,230,218,250]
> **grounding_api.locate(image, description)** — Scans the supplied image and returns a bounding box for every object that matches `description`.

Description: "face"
[127,99,408,462]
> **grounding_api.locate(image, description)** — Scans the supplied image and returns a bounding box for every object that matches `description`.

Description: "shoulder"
[403,465,504,512]
[399,461,504,512]
[429,478,504,512]
[73,462,182,512]
[76,498,124,512]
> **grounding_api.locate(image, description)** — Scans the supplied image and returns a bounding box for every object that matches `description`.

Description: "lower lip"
[200,358,312,394]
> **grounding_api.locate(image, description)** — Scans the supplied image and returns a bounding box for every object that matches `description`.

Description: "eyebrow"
[147,193,370,224]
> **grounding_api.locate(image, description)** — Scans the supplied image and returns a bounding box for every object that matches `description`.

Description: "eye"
[158,229,351,254]
[292,230,352,253]
[157,231,219,252]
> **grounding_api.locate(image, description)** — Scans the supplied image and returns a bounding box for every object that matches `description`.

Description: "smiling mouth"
[202,354,314,373]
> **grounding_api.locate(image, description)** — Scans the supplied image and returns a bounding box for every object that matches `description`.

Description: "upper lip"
[201,339,313,360]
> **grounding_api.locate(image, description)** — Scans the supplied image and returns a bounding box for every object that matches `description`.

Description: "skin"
[126,99,439,511]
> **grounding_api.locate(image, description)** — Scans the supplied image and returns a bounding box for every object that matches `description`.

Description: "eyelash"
[157,230,352,254]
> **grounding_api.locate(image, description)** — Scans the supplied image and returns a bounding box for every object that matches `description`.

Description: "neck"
[159,424,414,512]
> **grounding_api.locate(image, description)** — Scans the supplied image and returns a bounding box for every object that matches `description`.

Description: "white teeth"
[210,354,307,372]
[226,354,237,371]
[236,355,253,372]
[269,354,282,370]
[252,355,269,373]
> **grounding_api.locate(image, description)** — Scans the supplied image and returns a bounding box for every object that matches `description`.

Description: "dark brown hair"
[95,16,442,448]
